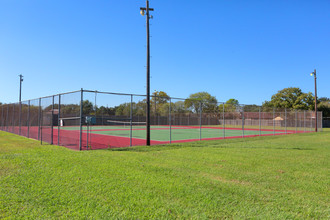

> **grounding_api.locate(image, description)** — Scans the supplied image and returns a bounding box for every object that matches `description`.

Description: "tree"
[219,99,240,112]
[184,92,218,113]
[152,91,170,105]
[318,97,330,118]
[262,87,314,110]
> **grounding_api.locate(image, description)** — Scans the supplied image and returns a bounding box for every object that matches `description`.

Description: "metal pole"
[223,103,225,139]
[321,111,323,132]
[12,104,15,133]
[140,0,154,146]
[259,107,261,136]
[27,100,30,138]
[273,108,275,135]
[6,105,9,131]
[38,98,41,140]
[130,95,133,147]
[79,89,83,151]
[169,98,172,144]
[312,69,318,132]
[51,96,54,145]
[40,109,43,145]
[200,102,202,141]
[304,110,306,132]
[1,105,3,130]
[285,108,287,134]
[58,95,61,145]
[18,75,23,134]
[294,109,298,133]
[242,106,244,138]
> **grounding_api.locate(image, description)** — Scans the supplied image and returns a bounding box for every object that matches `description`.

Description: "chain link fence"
[0,89,323,150]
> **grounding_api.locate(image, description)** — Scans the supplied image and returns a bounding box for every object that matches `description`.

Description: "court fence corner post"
[169,98,172,144]
[51,96,54,145]
[273,108,275,136]
[79,88,83,151]
[38,98,41,140]
[285,108,287,134]
[259,106,261,136]
[27,100,30,138]
[242,105,244,138]
[130,95,133,147]
[58,94,61,146]
[199,102,202,141]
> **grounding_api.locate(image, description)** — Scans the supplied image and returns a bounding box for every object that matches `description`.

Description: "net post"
[79,88,83,151]
[223,102,225,139]
[273,108,275,135]
[51,96,54,145]
[199,102,202,141]
[38,98,41,140]
[58,94,61,146]
[27,100,30,138]
[285,108,287,134]
[130,95,133,147]
[259,106,261,136]
[169,98,172,144]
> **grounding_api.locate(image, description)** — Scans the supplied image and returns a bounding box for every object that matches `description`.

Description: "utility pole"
[18,74,23,135]
[19,74,23,102]
[140,0,154,146]
[310,69,317,132]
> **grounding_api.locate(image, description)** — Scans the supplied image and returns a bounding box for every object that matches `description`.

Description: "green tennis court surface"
[60,125,284,141]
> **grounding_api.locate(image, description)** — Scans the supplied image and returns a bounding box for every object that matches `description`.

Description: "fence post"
[259,106,261,136]
[320,111,323,132]
[12,104,15,133]
[242,105,244,138]
[6,105,9,131]
[303,110,306,132]
[79,89,83,151]
[1,105,3,130]
[19,100,21,135]
[273,108,275,135]
[38,98,41,139]
[40,108,43,145]
[223,103,225,139]
[199,102,202,141]
[27,100,30,138]
[285,108,287,134]
[295,110,297,133]
[130,95,133,147]
[51,96,54,145]
[169,98,172,144]
[58,95,61,146]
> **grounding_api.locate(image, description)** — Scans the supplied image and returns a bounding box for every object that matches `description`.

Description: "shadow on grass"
[108,134,315,152]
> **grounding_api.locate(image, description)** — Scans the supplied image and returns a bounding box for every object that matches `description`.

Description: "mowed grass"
[0,130,329,219]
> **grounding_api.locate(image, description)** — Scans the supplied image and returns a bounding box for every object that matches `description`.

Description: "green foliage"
[0,131,329,218]
[262,87,314,110]
[152,91,170,105]
[184,92,218,113]
[318,99,330,117]
[219,99,240,112]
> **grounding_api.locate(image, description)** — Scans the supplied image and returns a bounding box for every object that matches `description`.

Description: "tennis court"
[52,123,294,150]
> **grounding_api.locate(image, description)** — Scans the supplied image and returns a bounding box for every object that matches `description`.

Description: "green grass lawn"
[0,130,329,219]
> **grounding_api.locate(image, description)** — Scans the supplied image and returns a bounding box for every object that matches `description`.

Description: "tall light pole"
[19,74,23,102]
[19,74,23,135]
[140,1,154,146]
[310,69,317,132]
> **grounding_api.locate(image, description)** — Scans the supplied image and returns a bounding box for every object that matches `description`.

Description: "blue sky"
[0,0,329,105]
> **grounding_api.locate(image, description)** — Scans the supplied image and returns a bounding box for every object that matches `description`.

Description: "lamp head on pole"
[140,9,145,16]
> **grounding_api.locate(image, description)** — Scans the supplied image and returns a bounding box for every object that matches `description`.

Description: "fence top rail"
[0,88,323,115]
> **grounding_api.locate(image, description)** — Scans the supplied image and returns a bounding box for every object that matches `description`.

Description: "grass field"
[0,130,329,219]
